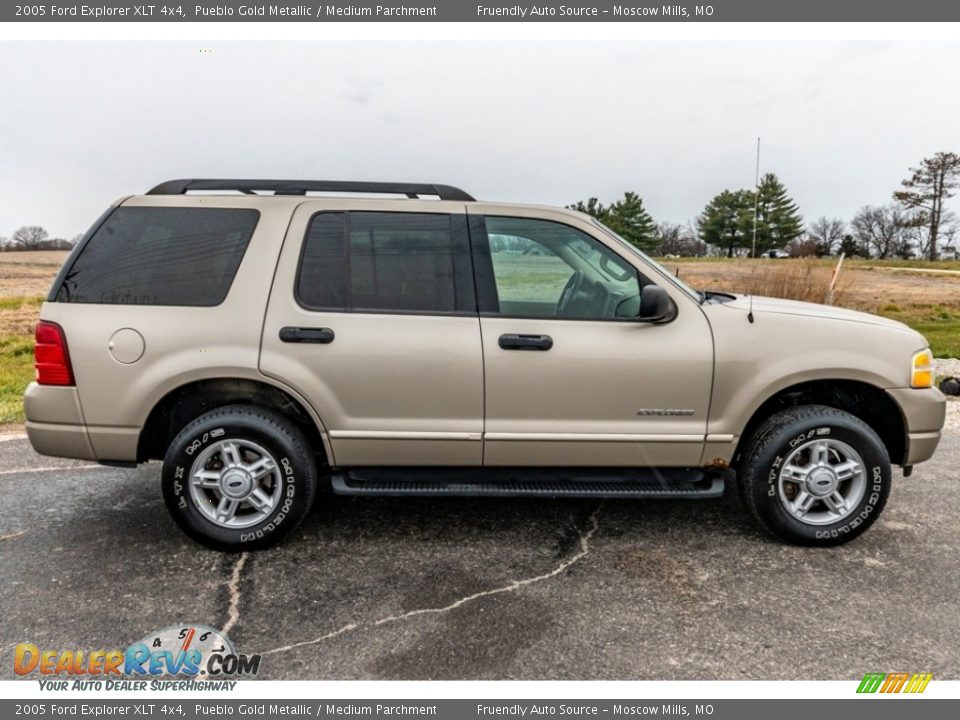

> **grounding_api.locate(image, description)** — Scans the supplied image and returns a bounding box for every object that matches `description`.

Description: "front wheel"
[739,405,891,546]
[161,405,317,551]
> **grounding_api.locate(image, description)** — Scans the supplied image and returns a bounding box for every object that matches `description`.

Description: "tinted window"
[485,216,643,320]
[298,212,470,313]
[56,207,258,306]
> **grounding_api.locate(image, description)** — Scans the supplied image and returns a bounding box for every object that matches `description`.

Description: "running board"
[330,468,724,499]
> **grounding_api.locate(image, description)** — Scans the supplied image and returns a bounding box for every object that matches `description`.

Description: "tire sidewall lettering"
[761,422,888,541]
[169,425,299,543]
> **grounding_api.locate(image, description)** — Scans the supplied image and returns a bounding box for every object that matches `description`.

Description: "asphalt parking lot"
[2,420,959,681]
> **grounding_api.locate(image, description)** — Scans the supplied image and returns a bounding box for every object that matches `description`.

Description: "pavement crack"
[1,530,27,541]
[262,504,602,657]
[221,552,249,636]
[262,623,360,656]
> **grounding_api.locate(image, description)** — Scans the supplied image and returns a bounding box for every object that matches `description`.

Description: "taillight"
[35,321,74,386]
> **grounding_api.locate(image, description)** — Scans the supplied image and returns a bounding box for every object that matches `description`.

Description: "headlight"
[911,349,934,389]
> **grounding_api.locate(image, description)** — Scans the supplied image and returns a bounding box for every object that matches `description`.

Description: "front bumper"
[886,387,946,466]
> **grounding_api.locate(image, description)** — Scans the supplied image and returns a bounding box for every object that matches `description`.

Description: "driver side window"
[485,216,643,320]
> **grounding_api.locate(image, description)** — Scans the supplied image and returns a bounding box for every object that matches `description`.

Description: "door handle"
[498,333,553,351]
[279,326,335,344]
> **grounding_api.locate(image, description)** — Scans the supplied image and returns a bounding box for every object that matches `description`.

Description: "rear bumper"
[23,383,147,463]
[886,387,946,466]
[23,382,96,460]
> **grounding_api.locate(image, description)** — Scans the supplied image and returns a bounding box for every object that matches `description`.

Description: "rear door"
[260,201,483,466]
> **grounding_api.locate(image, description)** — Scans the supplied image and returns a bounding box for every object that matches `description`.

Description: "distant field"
[0,251,67,425]
[2,250,960,425]
[663,257,960,357]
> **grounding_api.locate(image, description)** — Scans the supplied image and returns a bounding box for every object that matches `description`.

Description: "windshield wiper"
[701,290,736,303]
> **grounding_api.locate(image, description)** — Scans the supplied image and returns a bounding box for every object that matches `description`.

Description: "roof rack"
[146,179,475,201]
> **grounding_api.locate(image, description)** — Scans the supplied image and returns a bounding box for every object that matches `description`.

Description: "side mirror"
[638,285,673,322]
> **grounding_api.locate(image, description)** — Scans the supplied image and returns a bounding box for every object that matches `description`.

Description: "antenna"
[748,137,760,323]
[751,136,760,259]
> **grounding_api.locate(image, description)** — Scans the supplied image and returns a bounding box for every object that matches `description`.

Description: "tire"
[739,404,890,546]
[161,405,317,551]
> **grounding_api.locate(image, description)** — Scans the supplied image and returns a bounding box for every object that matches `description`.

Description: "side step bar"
[330,467,724,499]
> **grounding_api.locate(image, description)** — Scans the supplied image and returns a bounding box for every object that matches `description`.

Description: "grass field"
[2,251,960,426]
[664,256,960,357]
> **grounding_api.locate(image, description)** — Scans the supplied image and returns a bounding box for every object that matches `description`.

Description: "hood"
[719,295,915,334]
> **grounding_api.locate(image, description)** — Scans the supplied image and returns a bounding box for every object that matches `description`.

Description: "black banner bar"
[4,1,960,22]
[1,699,959,720]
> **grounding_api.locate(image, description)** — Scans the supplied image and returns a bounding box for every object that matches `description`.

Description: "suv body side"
[25,194,943,475]
[258,199,715,468]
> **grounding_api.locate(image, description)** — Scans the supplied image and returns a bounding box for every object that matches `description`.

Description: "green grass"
[0,296,43,311]
[850,258,960,271]
[0,335,34,424]
[875,304,960,359]
[658,256,960,271]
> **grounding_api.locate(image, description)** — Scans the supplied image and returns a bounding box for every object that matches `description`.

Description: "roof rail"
[146,179,475,201]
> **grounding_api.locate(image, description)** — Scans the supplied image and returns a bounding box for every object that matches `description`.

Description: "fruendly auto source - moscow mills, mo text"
[476,5,710,18]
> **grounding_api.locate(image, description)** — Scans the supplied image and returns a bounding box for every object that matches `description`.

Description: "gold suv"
[24,179,946,550]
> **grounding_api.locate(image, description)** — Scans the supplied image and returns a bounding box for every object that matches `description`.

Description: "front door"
[260,202,483,466]
[471,206,714,467]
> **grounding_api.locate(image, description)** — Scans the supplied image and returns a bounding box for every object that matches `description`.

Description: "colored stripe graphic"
[881,672,910,693]
[857,672,932,694]
[904,673,933,694]
[857,673,886,693]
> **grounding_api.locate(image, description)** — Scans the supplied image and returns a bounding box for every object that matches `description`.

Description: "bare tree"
[908,214,960,260]
[654,222,707,257]
[11,225,49,250]
[787,237,818,257]
[807,216,846,256]
[941,223,960,259]
[893,151,960,260]
[851,205,911,259]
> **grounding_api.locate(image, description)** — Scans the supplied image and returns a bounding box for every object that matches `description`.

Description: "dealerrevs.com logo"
[14,625,260,690]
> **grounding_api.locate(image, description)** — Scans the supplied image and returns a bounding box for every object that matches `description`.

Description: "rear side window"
[297,212,473,314]
[55,207,259,306]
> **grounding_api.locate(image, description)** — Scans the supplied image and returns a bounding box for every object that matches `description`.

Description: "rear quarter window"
[55,207,259,306]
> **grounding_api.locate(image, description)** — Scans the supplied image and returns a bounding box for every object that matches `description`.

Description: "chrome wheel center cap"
[807,468,838,497]
[220,469,253,499]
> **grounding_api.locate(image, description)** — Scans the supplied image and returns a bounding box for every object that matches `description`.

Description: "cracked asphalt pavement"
[1,424,959,681]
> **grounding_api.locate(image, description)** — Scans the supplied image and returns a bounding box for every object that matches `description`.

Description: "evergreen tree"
[569,192,657,250]
[698,174,804,258]
[606,192,657,250]
[697,189,754,257]
[745,173,805,256]
[567,197,609,221]
[838,234,861,258]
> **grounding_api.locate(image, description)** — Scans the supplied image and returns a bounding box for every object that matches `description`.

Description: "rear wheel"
[739,405,891,546]
[161,405,317,551]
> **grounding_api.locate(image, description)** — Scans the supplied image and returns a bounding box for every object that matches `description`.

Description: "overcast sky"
[1,41,958,238]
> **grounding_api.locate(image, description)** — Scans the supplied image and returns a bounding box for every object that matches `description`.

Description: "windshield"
[588,218,703,301]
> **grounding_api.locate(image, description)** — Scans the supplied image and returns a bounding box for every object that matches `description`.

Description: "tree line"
[569,151,960,260]
[4,152,958,259]
[0,225,79,252]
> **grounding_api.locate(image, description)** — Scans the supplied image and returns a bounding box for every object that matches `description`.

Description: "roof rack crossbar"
[147,179,475,201]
